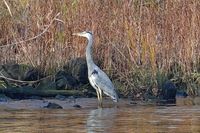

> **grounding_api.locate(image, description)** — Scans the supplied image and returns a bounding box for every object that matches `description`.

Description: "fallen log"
[0,87,84,99]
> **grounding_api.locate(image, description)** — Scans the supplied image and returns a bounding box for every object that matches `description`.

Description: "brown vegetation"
[0,0,200,96]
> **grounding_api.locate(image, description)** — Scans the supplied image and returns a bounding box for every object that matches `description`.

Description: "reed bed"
[0,0,199,96]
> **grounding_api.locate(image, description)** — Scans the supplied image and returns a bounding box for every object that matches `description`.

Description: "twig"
[0,13,61,49]
[0,75,53,84]
[3,0,12,17]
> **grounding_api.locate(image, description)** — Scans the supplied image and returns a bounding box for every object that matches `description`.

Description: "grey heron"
[73,31,119,106]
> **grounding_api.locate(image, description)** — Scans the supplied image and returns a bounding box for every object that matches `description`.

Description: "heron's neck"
[86,37,95,73]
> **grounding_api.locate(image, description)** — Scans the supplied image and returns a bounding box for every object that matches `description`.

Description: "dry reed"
[0,0,199,96]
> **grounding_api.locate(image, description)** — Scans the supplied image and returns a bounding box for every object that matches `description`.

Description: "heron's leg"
[99,89,103,107]
[96,89,100,104]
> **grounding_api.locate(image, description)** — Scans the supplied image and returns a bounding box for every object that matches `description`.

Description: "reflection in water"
[0,98,199,133]
[86,108,116,133]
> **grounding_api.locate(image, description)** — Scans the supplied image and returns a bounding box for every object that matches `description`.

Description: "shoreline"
[0,97,199,110]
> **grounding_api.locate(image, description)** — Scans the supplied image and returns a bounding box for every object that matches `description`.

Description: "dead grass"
[0,0,199,96]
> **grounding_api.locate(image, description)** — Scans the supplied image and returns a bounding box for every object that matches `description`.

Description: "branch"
[0,75,53,84]
[0,13,61,49]
[3,0,12,17]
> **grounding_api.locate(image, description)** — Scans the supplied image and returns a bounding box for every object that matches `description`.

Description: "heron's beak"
[72,32,82,36]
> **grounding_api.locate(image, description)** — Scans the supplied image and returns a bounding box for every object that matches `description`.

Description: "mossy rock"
[55,70,79,89]
[63,57,89,84]
[0,64,28,80]
[0,63,43,87]
[44,102,63,109]
[0,93,12,102]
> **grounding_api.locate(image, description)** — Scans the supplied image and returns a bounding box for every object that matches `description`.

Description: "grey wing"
[90,67,118,100]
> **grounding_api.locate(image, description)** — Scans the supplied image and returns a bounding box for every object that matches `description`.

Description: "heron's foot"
[98,104,103,108]
[98,102,103,108]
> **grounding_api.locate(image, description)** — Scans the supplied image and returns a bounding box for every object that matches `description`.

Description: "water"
[0,98,199,133]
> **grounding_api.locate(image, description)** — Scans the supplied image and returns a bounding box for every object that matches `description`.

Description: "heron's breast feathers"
[89,69,115,91]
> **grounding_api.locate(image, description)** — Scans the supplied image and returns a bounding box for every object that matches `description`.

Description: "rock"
[28,96,43,100]
[55,71,78,89]
[67,96,76,103]
[55,94,66,100]
[73,104,81,108]
[130,101,137,105]
[0,64,24,80]
[24,68,43,81]
[176,91,188,98]
[0,64,43,87]
[44,102,63,109]
[0,64,39,80]
[0,94,12,102]
[63,57,89,84]
[159,81,177,104]
[36,76,56,90]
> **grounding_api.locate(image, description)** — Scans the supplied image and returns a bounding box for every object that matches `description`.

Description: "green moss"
[0,80,7,88]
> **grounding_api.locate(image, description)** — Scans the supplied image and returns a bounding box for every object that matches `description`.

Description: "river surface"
[0,98,199,133]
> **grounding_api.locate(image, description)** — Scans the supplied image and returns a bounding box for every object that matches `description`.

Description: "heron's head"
[72,31,93,40]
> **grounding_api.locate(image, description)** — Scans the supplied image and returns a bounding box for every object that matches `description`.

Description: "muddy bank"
[0,97,200,110]
[0,98,123,109]
[0,58,96,99]
[0,59,197,107]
